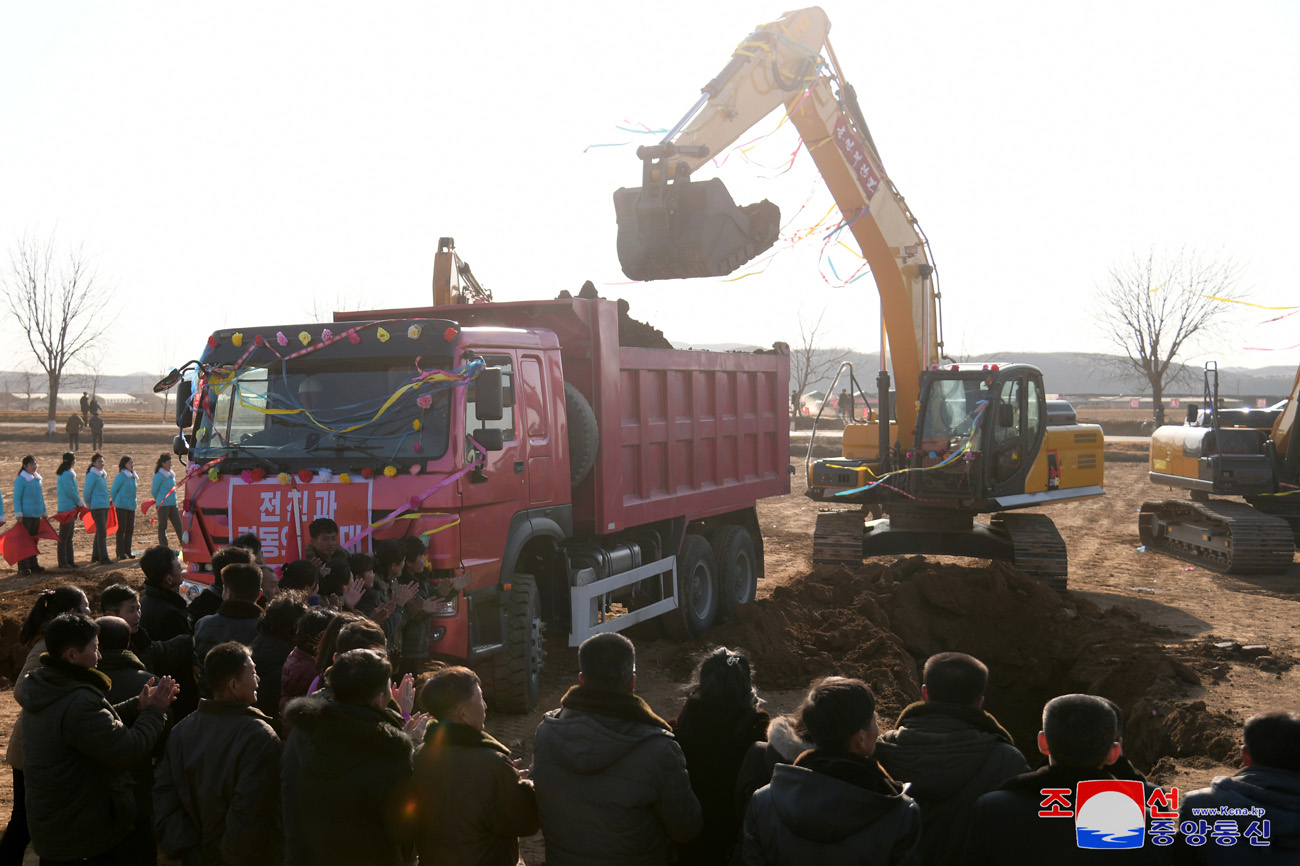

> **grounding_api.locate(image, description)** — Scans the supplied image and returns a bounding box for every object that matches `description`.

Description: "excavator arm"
[614,7,939,443]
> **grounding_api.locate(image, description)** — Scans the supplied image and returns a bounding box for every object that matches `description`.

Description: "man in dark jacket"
[875,652,1029,865]
[96,615,163,865]
[193,563,264,696]
[282,648,415,866]
[532,632,701,866]
[16,612,177,864]
[743,676,921,865]
[965,694,1170,865]
[1177,710,1300,864]
[412,665,538,866]
[154,641,282,866]
[102,583,193,693]
[251,592,307,727]
[188,545,255,628]
[140,545,201,719]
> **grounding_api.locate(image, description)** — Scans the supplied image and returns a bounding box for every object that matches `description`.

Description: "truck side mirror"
[472,428,504,452]
[997,404,1014,428]
[473,368,504,421]
[172,433,190,458]
[1185,403,1199,425]
[176,380,194,429]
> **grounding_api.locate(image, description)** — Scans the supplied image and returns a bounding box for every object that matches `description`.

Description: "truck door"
[461,353,526,571]
[519,354,555,505]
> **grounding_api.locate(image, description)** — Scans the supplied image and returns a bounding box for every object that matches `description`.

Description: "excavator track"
[813,509,1069,593]
[1138,499,1295,574]
[989,512,1069,593]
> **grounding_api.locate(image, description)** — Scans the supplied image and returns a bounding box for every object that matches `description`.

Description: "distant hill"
[671,344,1296,405]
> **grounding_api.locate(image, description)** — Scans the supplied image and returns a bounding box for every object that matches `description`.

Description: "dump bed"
[338,297,790,536]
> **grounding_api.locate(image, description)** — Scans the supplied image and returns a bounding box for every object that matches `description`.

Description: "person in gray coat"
[742,676,922,865]
[193,563,264,696]
[874,653,1029,865]
[16,613,177,864]
[1177,710,1300,864]
[532,633,702,866]
[154,641,283,866]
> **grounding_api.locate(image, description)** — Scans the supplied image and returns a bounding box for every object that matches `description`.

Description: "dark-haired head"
[140,545,180,587]
[209,545,254,592]
[95,616,133,653]
[578,632,635,693]
[19,455,35,475]
[420,666,481,722]
[400,535,426,567]
[118,455,132,471]
[259,590,308,642]
[221,563,263,603]
[100,584,139,615]
[327,648,391,707]
[336,619,387,656]
[797,676,878,753]
[293,607,336,654]
[1243,710,1300,773]
[21,586,89,644]
[156,453,172,473]
[689,646,758,709]
[1041,694,1119,769]
[205,642,254,698]
[232,532,262,556]
[375,539,405,577]
[280,560,319,593]
[57,453,75,475]
[45,613,99,661]
[922,652,989,707]
[309,517,339,540]
[314,611,365,675]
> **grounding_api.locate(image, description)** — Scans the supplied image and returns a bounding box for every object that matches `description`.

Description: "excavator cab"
[614,144,780,281]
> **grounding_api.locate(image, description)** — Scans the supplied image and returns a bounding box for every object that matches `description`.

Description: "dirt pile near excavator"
[697,557,1232,774]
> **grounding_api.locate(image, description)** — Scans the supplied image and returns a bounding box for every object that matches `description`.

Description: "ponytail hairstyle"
[57,452,75,475]
[19,455,36,476]
[20,586,89,645]
[156,453,172,473]
[118,455,132,471]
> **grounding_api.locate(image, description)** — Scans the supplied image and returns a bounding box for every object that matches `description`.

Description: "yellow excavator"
[614,7,1104,590]
[1140,362,1300,572]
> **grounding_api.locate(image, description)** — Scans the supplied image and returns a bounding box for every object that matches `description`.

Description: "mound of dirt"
[697,557,1234,771]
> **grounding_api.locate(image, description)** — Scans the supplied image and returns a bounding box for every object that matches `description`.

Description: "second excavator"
[614,7,1104,590]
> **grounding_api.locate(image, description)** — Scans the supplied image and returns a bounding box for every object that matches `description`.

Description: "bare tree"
[1094,247,1242,426]
[2,234,116,429]
[19,367,38,411]
[790,310,850,414]
[306,291,372,323]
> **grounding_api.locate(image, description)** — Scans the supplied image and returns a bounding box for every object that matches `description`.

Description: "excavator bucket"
[614,178,779,281]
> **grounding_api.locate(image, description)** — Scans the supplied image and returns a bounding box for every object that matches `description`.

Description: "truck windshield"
[193,359,454,463]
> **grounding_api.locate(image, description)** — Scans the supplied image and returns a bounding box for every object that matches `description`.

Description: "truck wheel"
[565,383,599,486]
[489,574,543,713]
[663,534,719,640]
[714,525,757,620]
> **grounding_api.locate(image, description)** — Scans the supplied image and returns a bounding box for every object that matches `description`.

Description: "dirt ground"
[0,431,1297,863]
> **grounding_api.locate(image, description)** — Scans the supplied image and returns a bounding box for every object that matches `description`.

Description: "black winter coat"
[281,695,415,866]
[1177,766,1300,865]
[742,750,921,866]
[193,600,263,696]
[412,721,538,866]
[98,649,161,820]
[141,583,192,641]
[154,699,282,866]
[251,632,293,725]
[734,714,813,821]
[874,701,1029,866]
[964,765,1171,866]
[670,697,769,866]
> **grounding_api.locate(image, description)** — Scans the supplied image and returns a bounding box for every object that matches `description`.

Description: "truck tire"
[714,525,757,620]
[565,383,599,486]
[489,574,543,713]
[663,534,719,640]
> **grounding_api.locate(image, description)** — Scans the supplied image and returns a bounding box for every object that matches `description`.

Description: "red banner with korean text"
[229,479,373,565]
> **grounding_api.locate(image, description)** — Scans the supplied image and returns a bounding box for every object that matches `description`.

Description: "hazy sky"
[2,1,1297,380]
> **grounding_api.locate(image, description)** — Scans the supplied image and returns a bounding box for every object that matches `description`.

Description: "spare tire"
[565,382,599,486]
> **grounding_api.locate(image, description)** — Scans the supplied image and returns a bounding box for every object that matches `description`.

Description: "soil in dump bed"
[682,557,1241,776]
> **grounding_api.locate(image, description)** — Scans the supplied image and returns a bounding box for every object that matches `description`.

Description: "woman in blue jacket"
[13,456,47,576]
[83,453,111,565]
[54,452,86,569]
[152,453,182,548]
[109,456,138,561]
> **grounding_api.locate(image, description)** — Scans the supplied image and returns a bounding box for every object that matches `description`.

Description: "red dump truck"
[162,297,789,710]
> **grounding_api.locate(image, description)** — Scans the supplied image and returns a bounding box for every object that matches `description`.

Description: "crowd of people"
[0,526,1294,866]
